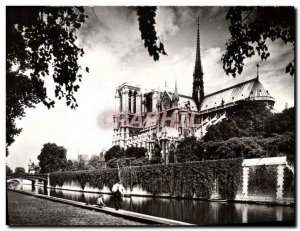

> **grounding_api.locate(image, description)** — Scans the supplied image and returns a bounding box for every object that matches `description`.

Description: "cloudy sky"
[6,6,295,170]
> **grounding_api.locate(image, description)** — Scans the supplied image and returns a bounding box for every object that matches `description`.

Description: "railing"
[7,174,48,181]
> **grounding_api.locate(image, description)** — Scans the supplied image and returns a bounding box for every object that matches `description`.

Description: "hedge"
[50,158,243,200]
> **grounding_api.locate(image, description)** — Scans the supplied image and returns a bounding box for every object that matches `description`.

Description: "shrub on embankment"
[50,158,243,200]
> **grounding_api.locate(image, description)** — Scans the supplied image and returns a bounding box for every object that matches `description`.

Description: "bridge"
[7,174,50,189]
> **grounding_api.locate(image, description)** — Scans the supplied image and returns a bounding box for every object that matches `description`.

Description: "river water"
[9,183,294,225]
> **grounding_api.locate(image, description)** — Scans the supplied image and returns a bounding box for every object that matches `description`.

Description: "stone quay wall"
[48,157,294,204]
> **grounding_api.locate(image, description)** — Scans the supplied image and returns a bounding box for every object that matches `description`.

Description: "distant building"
[77,154,89,164]
[112,18,275,164]
[28,159,39,174]
[99,149,107,161]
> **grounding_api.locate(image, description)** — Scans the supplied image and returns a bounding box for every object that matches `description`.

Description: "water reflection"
[8,183,294,225]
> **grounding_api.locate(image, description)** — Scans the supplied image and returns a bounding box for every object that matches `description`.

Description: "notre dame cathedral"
[112,19,275,164]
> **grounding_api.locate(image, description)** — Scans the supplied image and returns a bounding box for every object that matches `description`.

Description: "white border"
[1,1,298,230]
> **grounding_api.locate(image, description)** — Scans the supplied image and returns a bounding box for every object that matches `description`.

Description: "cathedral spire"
[192,15,204,111]
[172,79,179,106]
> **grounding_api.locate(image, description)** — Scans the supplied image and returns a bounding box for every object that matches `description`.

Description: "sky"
[6,6,295,170]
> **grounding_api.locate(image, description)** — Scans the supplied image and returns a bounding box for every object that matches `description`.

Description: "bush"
[215,137,264,159]
[175,136,205,162]
[106,157,134,168]
[150,156,163,164]
[125,147,147,159]
[14,167,25,176]
[105,145,125,162]
[131,157,150,166]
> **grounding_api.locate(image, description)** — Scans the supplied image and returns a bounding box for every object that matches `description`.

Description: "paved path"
[7,191,146,226]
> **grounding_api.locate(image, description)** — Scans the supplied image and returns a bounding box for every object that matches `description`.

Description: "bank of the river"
[7,190,146,226]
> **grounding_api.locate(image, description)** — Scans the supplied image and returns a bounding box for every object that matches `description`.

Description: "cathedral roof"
[200,77,275,112]
[159,77,274,112]
[178,95,198,110]
[161,91,198,111]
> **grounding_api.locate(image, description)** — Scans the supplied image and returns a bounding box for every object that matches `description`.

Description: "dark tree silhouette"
[175,136,205,162]
[222,6,295,77]
[203,101,273,142]
[37,143,68,173]
[14,167,26,176]
[6,165,13,175]
[125,146,147,159]
[6,7,88,154]
[105,145,125,162]
[136,6,167,61]
[7,6,167,154]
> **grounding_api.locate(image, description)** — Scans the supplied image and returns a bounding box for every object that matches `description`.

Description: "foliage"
[213,137,264,159]
[33,165,41,174]
[15,167,25,176]
[72,159,88,171]
[215,158,243,200]
[204,101,273,142]
[6,6,88,153]
[105,145,156,167]
[150,156,163,164]
[49,158,243,200]
[105,145,125,162]
[136,7,167,61]
[6,165,13,175]
[283,167,294,198]
[50,168,119,190]
[264,107,295,135]
[177,129,294,162]
[205,134,294,161]
[106,158,118,168]
[37,143,68,173]
[175,136,205,162]
[200,103,295,162]
[248,165,277,197]
[106,157,134,169]
[88,154,102,169]
[222,6,295,77]
[257,132,294,159]
[65,160,74,171]
[6,73,40,153]
[125,147,147,159]
[131,157,151,166]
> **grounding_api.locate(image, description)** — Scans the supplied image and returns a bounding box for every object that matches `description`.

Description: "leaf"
[6,6,88,151]
[223,6,294,77]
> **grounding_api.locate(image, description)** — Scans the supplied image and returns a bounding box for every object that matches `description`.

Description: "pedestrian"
[112,182,125,210]
[96,194,106,208]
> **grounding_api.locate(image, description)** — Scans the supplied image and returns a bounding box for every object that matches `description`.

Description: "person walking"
[112,182,125,210]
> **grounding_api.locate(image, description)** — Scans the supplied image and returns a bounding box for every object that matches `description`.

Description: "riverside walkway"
[7,190,192,226]
[7,190,146,226]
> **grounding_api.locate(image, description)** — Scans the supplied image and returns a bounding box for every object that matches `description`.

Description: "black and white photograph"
[5,3,295,227]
